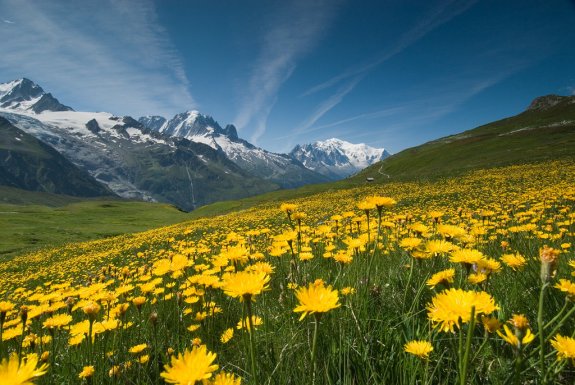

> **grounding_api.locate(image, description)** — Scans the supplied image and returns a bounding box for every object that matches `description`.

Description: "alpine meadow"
[2,1,575,384]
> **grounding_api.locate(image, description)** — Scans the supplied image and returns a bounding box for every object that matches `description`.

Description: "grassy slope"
[355,97,575,182]
[4,96,575,257]
[0,187,190,258]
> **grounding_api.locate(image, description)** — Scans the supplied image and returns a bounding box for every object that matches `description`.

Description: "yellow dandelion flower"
[187,324,201,332]
[555,279,575,300]
[42,313,72,329]
[427,288,498,333]
[551,334,575,362]
[0,301,15,315]
[481,316,502,333]
[161,345,218,385]
[497,325,535,348]
[220,328,234,344]
[129,343,148,354]
[450,249,484,265]
[399,237,422,251]
[426,269,455,289]
[509,314,530,331]
[501,253,527,271]
[340,287,356,296]
[221,271,270,301]
[367,196,397,211]
[424,239,455,256]
[236,316,262,332]
[280,203,298,215]
[78,365,95,379]
[404,340,433,359]
[211,371,242,385]
[0,353,49,385]
[468,272,488,285]
[138,355,150,364]
[82,302,101,320]
[293,281,340,321]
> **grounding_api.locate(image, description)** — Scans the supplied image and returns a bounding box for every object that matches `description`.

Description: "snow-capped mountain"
[0,78,278,210]
[290,138,391,179]
[139,111,329,188]
[0,78,73,113]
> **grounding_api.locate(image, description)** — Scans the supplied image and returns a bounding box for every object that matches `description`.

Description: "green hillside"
[0,187,190,258]
[355,95,575,182]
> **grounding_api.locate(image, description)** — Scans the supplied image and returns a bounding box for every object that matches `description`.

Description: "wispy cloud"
[232,0,342,145]
[283,0,479,148]
[0,0,194,117]
[302,0,478,98]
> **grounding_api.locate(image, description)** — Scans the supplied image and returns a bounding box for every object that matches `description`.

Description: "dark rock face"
[0,117,113,197]
[85,119,101,134]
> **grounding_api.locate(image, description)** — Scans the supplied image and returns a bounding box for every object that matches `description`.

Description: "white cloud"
[232,0,342,145]
[0,0,194,117]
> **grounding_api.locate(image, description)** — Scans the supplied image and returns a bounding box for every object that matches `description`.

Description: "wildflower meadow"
[1,160,575,384]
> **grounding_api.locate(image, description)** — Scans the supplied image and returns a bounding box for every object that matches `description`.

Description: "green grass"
[0,193,190,259]
[354,97,575,182]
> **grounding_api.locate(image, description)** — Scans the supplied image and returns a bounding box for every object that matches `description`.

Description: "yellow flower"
[367,196,397,211]
[211,371,242,385]
[427,288,499,333]
[400,237,422,251]
[82,302,101,320]
[78,365,95,379]
[497,325,535,348]
[236,316,263,332]
[424,239,455,256]
[509,314,530,331]
[161,345,218,385]
[220,328,234,344]
[280,203,298,214]
[551,334,575,362]
[340,287,356,296]
[468,272,488,285]
[481,316,502,333]
[0,301,15,316]
[42,313,72,329]
[0,353,49,385]
[404,340,433,359]
[426,269,455,289]
[554,279,575,300]
[293,281,340,321]
[501,253,527,271]
[450,249,484,265]
[138,355,150,364]
[221,271,270,301]
[129,343,148,354]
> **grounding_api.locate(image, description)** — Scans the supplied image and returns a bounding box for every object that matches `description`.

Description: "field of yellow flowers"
[1,160,575,385]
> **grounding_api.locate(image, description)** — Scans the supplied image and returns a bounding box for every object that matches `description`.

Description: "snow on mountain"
[0,78,73,113]
[290,138,391,179]
[139,111,329,188]
[0,78,283,210]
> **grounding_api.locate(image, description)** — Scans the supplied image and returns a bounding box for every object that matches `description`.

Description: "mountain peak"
[0,78,73,113]
[527,94,575,112]
[290,138,390,180]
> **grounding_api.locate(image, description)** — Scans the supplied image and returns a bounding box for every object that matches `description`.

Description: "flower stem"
[245,299,258,385]
[460,306,475,385]
[538,283,549,383]
[311,313,320,385]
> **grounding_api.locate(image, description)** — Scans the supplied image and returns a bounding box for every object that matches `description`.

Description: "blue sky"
[1,0,574,154]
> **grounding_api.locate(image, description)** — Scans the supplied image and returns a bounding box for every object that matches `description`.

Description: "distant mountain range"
[290,138,390,179]
[0,78,387,209]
